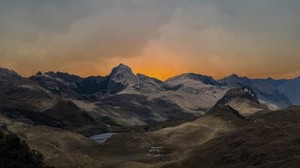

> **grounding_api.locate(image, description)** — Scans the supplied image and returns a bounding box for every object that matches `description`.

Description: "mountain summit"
[0,68,21,80]
[210,86,268,116]
[166,73,220,86]
[214,86,260,106]
[109,63,134,79]
[106,64,136,94]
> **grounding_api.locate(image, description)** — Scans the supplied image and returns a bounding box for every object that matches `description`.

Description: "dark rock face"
[109,63,135,80]
[30,71,108,96]
[208,86,268,117]
[212,86,260,108]
[0,68,21,80]
[106,64,136,94]
[71,76,108,95]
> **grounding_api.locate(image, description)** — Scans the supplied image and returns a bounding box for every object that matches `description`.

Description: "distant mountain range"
[0,64,299,135]
[1,64,300,168]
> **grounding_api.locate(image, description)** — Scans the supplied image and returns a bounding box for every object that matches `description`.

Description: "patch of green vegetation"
[101,116,130,127]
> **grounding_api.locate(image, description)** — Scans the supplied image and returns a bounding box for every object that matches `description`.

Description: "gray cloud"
[0,1,178,70]
[0,0,299,78]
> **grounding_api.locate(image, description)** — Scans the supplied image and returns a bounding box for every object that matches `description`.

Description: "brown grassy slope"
[161,106,300,168]
[99,106,251,168]
[0,117,102,168]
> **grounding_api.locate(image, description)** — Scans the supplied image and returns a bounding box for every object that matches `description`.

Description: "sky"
[0,0,299,80]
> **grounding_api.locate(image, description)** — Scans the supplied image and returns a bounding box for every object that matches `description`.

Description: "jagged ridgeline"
[0,64,299,135]
[0,65,299,168]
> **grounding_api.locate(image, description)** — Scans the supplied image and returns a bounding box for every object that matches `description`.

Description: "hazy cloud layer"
[0,0,299,79]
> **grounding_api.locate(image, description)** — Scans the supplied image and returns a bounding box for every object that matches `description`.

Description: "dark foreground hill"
[0,131,52,168]
[160,106,300,168]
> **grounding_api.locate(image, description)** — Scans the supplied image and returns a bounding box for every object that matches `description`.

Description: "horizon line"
[1,64,299,81]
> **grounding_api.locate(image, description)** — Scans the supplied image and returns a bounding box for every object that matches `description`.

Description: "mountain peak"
[108,63,135,83]
[36,71,43,76]
[166,73,219,85]
[109,63,133,76]
[0,68,21,79]
[117,63,131,69]
[213,86,260,108]
[209,86,267,116]
[228,73,239,79]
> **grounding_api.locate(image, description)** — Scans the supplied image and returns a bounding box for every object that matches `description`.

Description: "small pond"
[89,133,116,144]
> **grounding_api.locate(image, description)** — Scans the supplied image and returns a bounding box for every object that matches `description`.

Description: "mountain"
[106,63,137,94]
[0,65,299,136]
[135,73,165,93]
[29,71,81,99]
[254,77,288,87]
[25,65,300,114]
[30,71,108,99]
[166,73,221,86]
[210,86,268,116]
[219,74,291,109]
[106,64,165,94]
[160,106,300,168]
[1,65,300,168]
[0,66,195,136]
[0,68,21,80]
[163,73,228,114]
[276,77,300,105]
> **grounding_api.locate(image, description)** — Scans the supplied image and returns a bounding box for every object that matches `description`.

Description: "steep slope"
[29,72,81,99]
[106,63,137,94]
[0,68,22,80]
[0,69,101,134]
[276,77,300,105]
[0,69,55,111]
[151,105,249,147]
[105,64,165,95]
[219,74,291,109]
[211,86,268,116]
[43,71,108,95]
